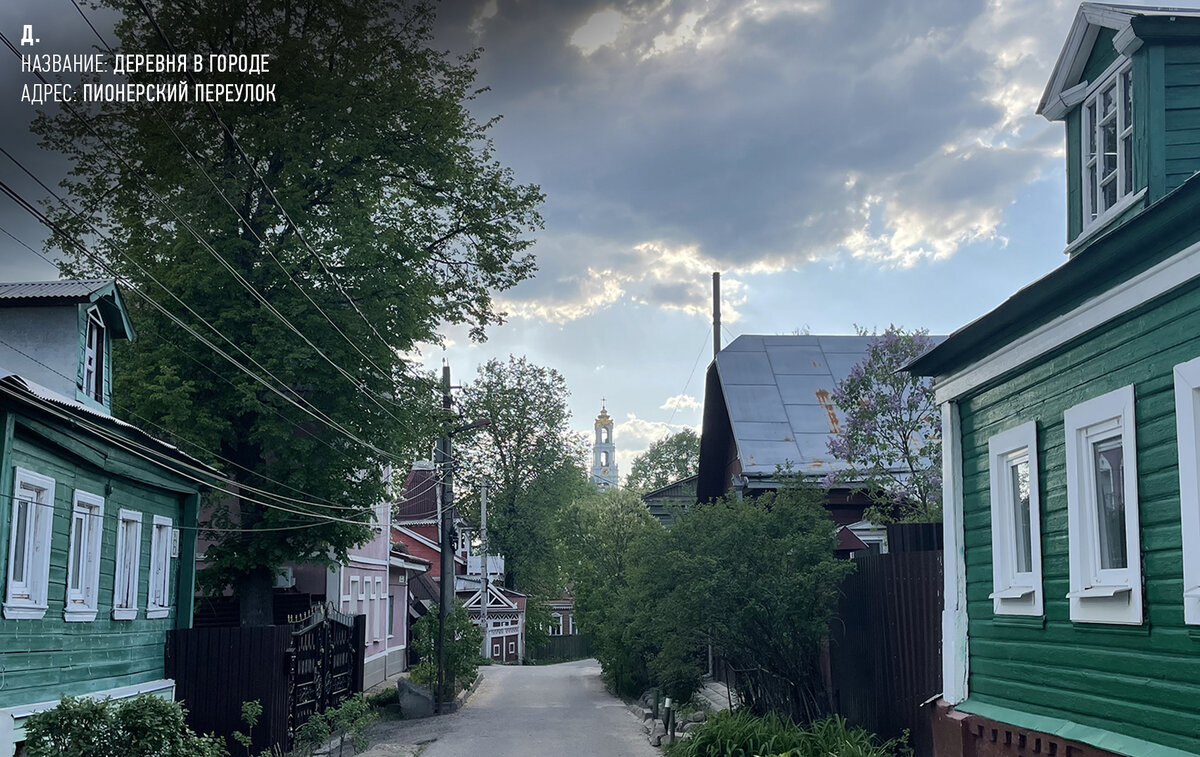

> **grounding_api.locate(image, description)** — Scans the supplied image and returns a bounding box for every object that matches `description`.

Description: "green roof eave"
[89,281,136,342]
[908,172,1200,378]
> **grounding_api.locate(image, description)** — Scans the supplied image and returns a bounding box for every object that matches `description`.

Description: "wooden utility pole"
[713,271,721,357]
[436,362,452,712]
[479,477,489,658]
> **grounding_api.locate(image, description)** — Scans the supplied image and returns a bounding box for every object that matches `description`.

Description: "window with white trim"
[147,515,173,619]
[987,422,1044,616]
[569,614,576,635]
[4,468,56,620]
[549,612,562,635]
[113,509,143,620]
[1082,60,1135,229]
[1173,357,1200,625]
[64,490,104,622]
[83,307,105,403]
[1064,385,1142,624]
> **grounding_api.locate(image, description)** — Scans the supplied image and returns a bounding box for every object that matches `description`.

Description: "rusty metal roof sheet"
[715,335,873,477]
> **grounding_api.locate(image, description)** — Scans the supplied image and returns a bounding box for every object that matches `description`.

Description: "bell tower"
[591,401,618,490]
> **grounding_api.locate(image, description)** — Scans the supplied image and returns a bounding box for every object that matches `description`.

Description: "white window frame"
[147,515,173,619]
[83,306,105,403]
[348,575,359,615]
[1081,59,1135,231]
[549,612,562,635]
[1173,357,1200,625]
[4,468,56,620]
[987,422,1044,616]
[113,509,143,620]
[569,614,576,635]
[64,490,105,622]
[1064,385,1142,624]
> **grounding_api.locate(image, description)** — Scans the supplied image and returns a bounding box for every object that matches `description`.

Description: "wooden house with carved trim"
[910,5,1200,755]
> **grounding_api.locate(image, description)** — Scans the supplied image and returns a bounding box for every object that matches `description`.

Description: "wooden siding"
[0,423,188,709]
[957,276,1200,754]
[1164,45,1200,195]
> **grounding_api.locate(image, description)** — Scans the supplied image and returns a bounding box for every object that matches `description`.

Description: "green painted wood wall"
[1163,45,1200,194]
[958,278,1200,754]
[0,418,192,709]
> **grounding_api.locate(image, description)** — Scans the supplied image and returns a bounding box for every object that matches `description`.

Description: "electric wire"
[667,325,713,427]
[0,31,406,465]
[128,0,430,387]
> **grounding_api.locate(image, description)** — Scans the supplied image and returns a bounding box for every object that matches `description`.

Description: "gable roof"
[1039,3,1200,120]
[0,372,217,480]
[908,172,1200,384]
[696,334,943,502]
[395,462,438,523]
[0,279,136,340]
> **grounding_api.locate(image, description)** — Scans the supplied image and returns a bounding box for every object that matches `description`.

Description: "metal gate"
[288,604,360,742]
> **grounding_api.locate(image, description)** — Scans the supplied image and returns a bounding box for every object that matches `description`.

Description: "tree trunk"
[239,565,275,626]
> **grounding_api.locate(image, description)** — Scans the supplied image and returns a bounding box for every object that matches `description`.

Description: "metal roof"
[714,335,876,478]
[0,372,217,476]
[0,279,113,300]
[0,279,136,341]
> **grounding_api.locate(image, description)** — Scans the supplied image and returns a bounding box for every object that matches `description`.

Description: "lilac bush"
[825,327,941,523]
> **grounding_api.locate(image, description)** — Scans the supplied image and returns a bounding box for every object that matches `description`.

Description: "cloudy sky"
[0,0,1168,476]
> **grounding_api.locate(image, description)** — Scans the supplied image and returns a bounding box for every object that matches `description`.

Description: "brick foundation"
[932,700,1125,757]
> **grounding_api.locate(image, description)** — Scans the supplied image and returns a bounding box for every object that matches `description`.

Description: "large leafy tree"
[454,356,589,597]
[825,326,941,523]
[35,0,544,622]
[558,488,661,696]
[625,428,700,491]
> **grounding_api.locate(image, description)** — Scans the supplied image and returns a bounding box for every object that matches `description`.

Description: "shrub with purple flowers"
[825,326,941,524]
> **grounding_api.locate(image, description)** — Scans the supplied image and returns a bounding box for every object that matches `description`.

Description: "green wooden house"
[910,5,1200,756]
[0,280,209,756]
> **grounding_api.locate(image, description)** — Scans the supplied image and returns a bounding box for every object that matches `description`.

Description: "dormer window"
[83,307,104,403]
[1082,61,1134,228]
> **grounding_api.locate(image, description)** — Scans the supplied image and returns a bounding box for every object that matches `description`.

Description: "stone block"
[396,677,436,719]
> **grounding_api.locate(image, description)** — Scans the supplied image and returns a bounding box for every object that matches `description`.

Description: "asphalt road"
[360,660,659,757]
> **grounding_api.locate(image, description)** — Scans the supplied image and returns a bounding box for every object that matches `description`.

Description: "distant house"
[641,474,697,526]
[695,334,921,550]
[0,280,212,756]
[393,461,524,662]
[285,468,419,688]
[909,5,1200,756]
[547,591,577,637]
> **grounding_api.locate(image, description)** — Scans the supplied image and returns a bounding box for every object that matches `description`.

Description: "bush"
[410,600,483,702]
[23,694,226,757]
[664,711,910,757]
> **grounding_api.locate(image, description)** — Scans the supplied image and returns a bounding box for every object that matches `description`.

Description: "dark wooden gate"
[167,603,366,755]
[828,524,943,757]
[287,604,362,737]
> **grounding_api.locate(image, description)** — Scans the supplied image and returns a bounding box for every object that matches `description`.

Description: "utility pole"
[713,271,721,358]
[435,362,452,713]
[479,477,489,659]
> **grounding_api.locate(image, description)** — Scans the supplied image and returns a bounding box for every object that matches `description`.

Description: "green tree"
[625,428,700,491]
[35,0,543,622]
[575,479,849,719]
[411,601,483,702]
[455,356,590,597]
[558,488,661,694]
[825,327,942,523]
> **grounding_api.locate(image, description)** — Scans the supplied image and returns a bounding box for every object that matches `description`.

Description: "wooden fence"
[165,625,293,754]
[828,524,942,757]
[526,634,592,663]
[166,605,366,754]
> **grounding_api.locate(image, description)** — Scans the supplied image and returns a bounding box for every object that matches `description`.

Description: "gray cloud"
[428,0,1114,319]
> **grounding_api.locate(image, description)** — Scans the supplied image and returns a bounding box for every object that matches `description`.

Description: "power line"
[668,325,713,427]
[0,166,404,465]
[126,0,429,388]
[0,32,409,465]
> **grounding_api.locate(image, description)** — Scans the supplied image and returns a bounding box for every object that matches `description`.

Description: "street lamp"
[435,406,490,713]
